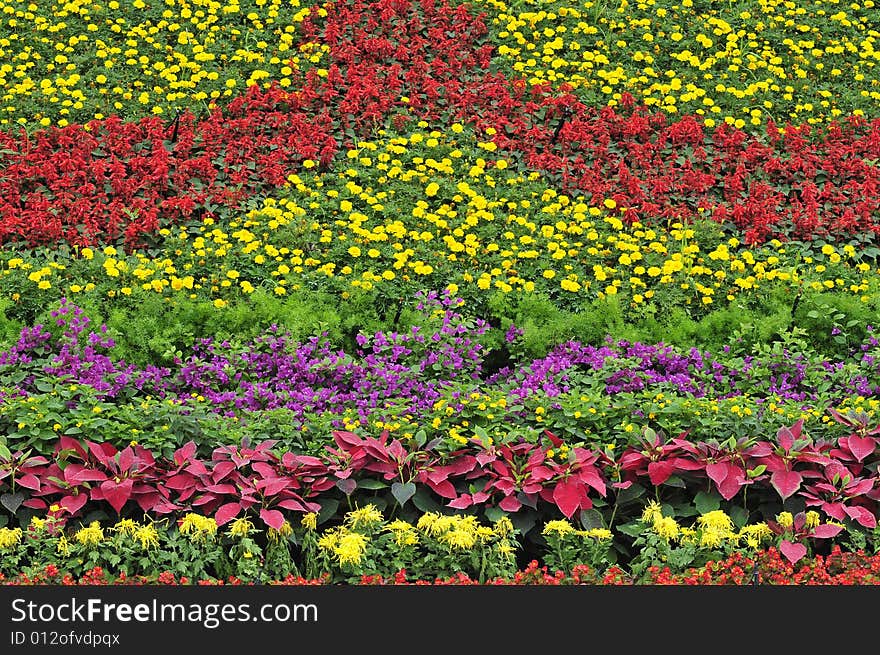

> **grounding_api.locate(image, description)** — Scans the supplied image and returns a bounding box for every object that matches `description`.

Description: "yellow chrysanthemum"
[652,516,680,542]
[776,512,794,529]
[134,523,160,550]
[301,513,318,531]
[227,517,255,538]
[74,521,104,547]
[641,500,664,524]
[440,527,477,550]
[344,504,384,530]
[179,514,218,542]
[542,520,576,537]
[334,532,369,566]
[112,518,140,536]
[0,527,23,550]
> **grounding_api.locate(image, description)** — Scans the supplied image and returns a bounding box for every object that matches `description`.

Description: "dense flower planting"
[3,0,880,584]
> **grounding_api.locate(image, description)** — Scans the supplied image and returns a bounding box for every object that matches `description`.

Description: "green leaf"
[391,481,416,507]
[484,507,506,524]
[616,482,646,505]
[617,521,644,537]
[694,491,721,515]
[316,498,339,526]
[578,509,606,530]
[357,479,388,491]
[729,505,751,529]
[412,488,441,514]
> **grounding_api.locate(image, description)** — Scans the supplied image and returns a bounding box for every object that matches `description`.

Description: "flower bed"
[3,0,880,586]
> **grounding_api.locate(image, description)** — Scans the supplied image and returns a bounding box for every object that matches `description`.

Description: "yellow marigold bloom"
[134,523,160,550]
[776,512,794,530]
[344,504,384,530]
[542,519,576,537]
[75,521,104,547]
[228,517,254,538]
[425,182,440,197]
[0,527,23,550]
[641,500,664,524]
[112,519,140,536]
[804,511,820,530]
[652,516,680,542]
[301,513,318,531]
[440,527,477,550]
[334,532,369,566]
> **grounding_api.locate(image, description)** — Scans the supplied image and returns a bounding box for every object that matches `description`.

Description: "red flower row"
[1,0,879,248]
[5,548,880,585]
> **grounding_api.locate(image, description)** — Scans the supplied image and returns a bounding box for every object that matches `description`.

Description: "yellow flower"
[134,523,160,550]
[179,513,218,542]
[697,510,734,533]
[776,512,794,530]
[582,528,613,540]
[385,520,419,547]
[112,519,140,536]
[425,182,440,197]
[493,516,514,537]
[652,516,680,542]
[542,519,576,537]
[227,517,254,538]
[268,521,294,542]
[804,511,820,530]
[75,521,104,548]
[301,513,318,531]
[641,500,664,524]
[344,504,384,530]
[334,532,369,566]
[439,527,477,550]
[0,527,23,550]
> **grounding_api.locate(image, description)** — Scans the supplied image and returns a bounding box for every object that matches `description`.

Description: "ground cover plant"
[2,0,880,584]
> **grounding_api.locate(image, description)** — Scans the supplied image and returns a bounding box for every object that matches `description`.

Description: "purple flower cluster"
[2,294,880,428]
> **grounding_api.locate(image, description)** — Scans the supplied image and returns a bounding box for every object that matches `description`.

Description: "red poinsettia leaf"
[705,462,730,488]
[843,505,877,529]
[498,495,521,512]
[448,495,473,510]
[214,502,242,526]
[553,479,583,519]
[846,436,876,463]
[812,524,844,539]
[259,508,285,530]
[647,460,675,486]
[779,540,808,565]
[770,470,803,500]
[60,493,87,515]
[99,479,133,514]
